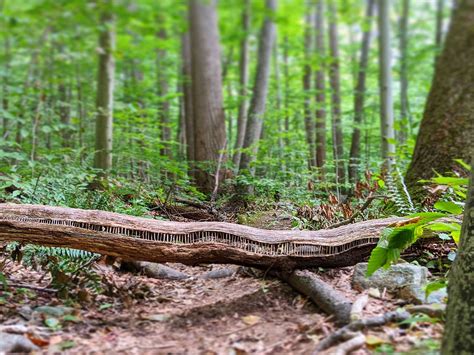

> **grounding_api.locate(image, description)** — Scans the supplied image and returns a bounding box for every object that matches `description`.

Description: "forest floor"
[0,209,444,354]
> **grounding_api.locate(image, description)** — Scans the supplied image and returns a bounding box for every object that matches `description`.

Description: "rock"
[34,305,75,317]
[352,263,428,303]
[0,332,39,353]
[140,262,190,280]
[425,288,448,304]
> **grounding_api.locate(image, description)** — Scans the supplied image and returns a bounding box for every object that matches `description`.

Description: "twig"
[7,283,56,293]
[328,332,366,355]
[350,294,369,321]
[328,193,378,229]
[313,310,410,353]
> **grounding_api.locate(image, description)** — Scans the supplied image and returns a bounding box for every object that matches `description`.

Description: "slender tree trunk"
[157,27,171,159]
[303,7,315,168]
[442,163,474,354]
[348,0,375,183]
[406,0,474,197]
[314,0,327,176]
[283,35,290,146]
[58,80,72,147]
[399,0,410,144]
[93,8,115,172]
[377,0,396,167]
[189,0,227,193]
[272,37,284,162]
[1,35,10,139]
[239,0,277,176]
[327,1,345,186]
[181,32,195,163]
[232,0,250,169]
[435,0,445,61]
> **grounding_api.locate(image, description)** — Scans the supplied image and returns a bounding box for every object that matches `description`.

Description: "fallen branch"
[277,269,353,325]
[322,331,366,355]
[313,310,410,353]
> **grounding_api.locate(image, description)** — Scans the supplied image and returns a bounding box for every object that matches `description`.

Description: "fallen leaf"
[242,315,260,325]
[366,334,386,346]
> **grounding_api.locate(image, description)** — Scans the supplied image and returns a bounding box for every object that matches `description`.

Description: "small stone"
[0,332,39,353]
[352,263,428,304]
[34,305,75,318]
[368,287,381,299]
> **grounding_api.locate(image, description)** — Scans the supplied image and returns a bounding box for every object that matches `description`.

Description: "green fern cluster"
[386,165,415,215]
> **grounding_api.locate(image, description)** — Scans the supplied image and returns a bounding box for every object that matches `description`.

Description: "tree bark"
[189,0,227,193]
[435,0,445,62]
[405,0,474,197]
[181,32,195,163]
[314,0,327,175]
[377,0,396,167]
[233,0,250,169]
[93,7,115,172]
[399,0,410,144]
[157,27,171,159]
[303,6,315,168]
[348,0,375,184]
[442,163,473,354]
[239,0,277,176]
[1,34,10,138]
[328,1,346,186]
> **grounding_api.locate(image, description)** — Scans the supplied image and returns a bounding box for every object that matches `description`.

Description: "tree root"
[313,310,410,353]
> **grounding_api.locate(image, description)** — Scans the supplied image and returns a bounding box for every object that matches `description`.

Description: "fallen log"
[0,203,406,269]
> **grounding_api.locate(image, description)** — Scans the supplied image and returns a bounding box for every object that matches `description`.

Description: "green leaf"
[44,317,61,330]
[454,159,471,171]
[434,201,463,215]
[424,279,447,299]
[427,222,461,232]
[367,247,388,276]
[387,228,415,249]
[451,230,461,245]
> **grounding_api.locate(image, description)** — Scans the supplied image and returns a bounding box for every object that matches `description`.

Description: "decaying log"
[0,203,406,269]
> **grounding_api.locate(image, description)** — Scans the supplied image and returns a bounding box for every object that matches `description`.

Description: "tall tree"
[348,0,375,183]
[94,5,115,172]
[232,0,250,169]
[303,6,315,168]
[377,0,396,166]
[314,0,327,174]
[399,0,410,143]
[181,32,195,163]
[435,0,445,59]
[442,163,473,354]
[157,26,171,159]
[405,0,474,197]
[239,0,277,176]
[188,0,227,192]
[327,1,345,186]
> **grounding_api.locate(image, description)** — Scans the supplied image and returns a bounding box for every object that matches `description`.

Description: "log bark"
[0,203,406,270]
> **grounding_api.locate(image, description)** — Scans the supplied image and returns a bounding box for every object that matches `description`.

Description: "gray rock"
[0,332,39,353]
[34,305,75,317]
[426,288,448,304]
[352,263,428,304]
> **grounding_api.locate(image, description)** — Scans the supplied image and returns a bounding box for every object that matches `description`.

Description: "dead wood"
[278,269,353,325]
[0,203,405,269]
[123,261,190,280]
[313,310,410,352]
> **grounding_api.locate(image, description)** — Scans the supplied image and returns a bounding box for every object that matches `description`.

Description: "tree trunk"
[283,35,290,147]
[405,0,474,197]
[239,0,277,176]
[93,8,115,172]
[377,0,396,167]
[189,0,227,193]
[328,1,346,187]
[442,163,474,354]
[349,0,375,184]
[314,0,327,175]
[157,27,171,159]
[399,0,410,144]
[58,80,72,148]
[435,0,445,61]
[1,34,10,139]
[181,32,195,163]
[303,7,315,168]
[232,0,250,169]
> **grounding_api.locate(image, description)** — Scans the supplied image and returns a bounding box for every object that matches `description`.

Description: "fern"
[386,165,415,214]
